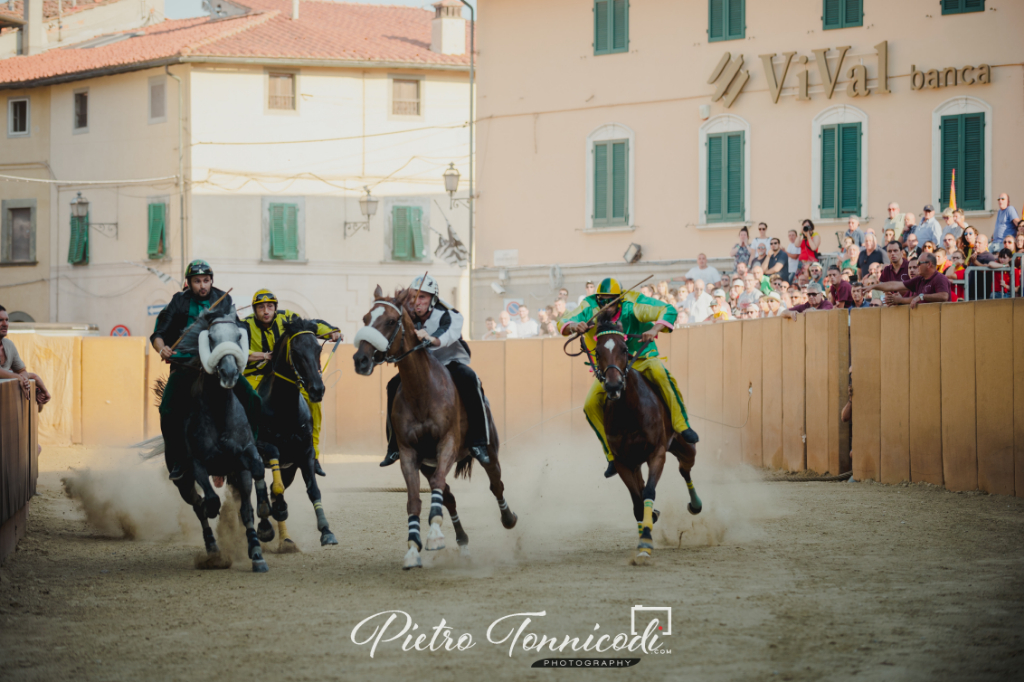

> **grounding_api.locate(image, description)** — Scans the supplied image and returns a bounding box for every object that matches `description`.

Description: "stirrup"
[469,445,490,465]
[604,460,617,478]
[380,451,400,467]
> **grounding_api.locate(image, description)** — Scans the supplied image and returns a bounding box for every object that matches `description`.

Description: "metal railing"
[962,252,1023,301]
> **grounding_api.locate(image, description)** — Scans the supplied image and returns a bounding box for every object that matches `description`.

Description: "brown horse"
[592,312,702,565]
[352,286,517,569]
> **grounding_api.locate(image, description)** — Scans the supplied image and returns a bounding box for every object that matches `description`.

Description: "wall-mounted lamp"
[344,186,378,239]
[623,243,642,264]
[444,162,471,210]
[71,191,117,238]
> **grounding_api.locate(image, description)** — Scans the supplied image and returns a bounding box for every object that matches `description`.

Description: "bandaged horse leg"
[273,465,299,549]
[401,450,423,569]
[260,441,288,519]
[299,447,337,546]
[424,436,457,551]
[479,432,517,529]
[192,459,220,519]
[235,470,268,572]
[442,485,469,550]
[633,448,667,564]
[671,440,702,515]
[184,484,220,555]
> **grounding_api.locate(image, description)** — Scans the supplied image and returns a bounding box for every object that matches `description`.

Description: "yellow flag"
[949,169,957,211]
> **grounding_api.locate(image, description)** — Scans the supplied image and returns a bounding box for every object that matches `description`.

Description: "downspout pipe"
[165,65,186,279]
[459,0,474,334]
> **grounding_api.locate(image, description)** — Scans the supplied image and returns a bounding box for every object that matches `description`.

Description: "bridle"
[273,329,317,389]
[592,329,638,388]
[367,300,432,367]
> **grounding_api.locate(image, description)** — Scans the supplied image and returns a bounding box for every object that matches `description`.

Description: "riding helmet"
[185,259,214,280]
[252,289,278,307]
[410,275,440,298]
[596,278,623,297]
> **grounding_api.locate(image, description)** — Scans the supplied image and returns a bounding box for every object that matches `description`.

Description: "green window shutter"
[820,125,838,218]
[708,0,724,41]
[612,0,628,51]
[725,133,743,217]
[940,115,960,208]
[611,140,628,222]
[594,0,627,55]
[844,0,863,26]
[409,206,424,259]
[839,123,861,216]
[824,0,862,30]
[284,204,299,260]
[68,214,89,264]
[943,0,984,15]
[594,142,609,222]
[269,203,286,258]
[961,113,984,210]
[147,203,165,259]
[392,206,412,260]
[707,134,724,221]
[964,0,985,11]
[706,132,744,223]
[726,0,744,40]
[594,0,609,53]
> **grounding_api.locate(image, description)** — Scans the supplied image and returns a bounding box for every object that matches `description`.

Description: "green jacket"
[560,291,677,359]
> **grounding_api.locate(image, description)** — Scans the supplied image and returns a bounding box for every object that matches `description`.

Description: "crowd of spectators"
[482,194,1024,338]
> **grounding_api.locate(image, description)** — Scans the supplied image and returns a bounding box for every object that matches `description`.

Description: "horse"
[168,307,272,572]
[591,311,702,565]
[352,286,517,570]
[253,316,338,549]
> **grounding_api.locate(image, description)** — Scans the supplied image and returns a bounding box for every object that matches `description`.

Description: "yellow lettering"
[797,69,810,101]
[910,65,925,90]
[960,66,975,84]
[925,69,939,89]
[941,67,957,87]
[846,64,869,97]
[760,52,797,104]
[977,64,991,84]
[874,41,890,94]
[813,46,851,99]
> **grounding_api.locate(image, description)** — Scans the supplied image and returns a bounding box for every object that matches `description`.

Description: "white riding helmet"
[410,275,440,297]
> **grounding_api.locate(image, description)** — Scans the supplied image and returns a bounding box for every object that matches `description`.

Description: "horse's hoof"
[501,511,518,530]
[203,496,221,519]
[687,503,703,516]
[459,544,471,558]
[257,499,271,519]
[252,559,269,573]
[320,531,338,546]
[424,523,446,551]
[271,499,288,522]
[257,519,275,543]
[205,542,220,555]
[652,509,660,524]
[633,550,651,566]
[403,546,422,570]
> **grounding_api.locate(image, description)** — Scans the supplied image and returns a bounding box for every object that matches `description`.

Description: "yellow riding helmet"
[252,289,278,307]
[596,278,622,297]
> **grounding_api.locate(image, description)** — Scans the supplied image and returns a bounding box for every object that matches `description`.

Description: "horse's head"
[282,317,325,402]
[594,311,630,401]
[352,285,409,376]
[196,308,249,389]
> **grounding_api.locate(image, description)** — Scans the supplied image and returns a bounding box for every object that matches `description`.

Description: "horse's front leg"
[424,436,458,551]
[400,446,423,569]
[672,440,702,515]
[442,485,469,553]
[298,444,337,546]
[247,443,275,543]
[236,470,269,573]
[192,458,220,519]
[635,447,667,565]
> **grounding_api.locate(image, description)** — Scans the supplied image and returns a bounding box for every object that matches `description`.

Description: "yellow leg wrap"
[642,499,654,531]
[278,519,290,542]
[300,386,322,460]
[637,522,644,537]
[634,357,691,434]
[270,459,285,496]
[687,480,695,490]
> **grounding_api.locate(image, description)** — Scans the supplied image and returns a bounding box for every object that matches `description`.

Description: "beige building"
[472,0,1024,332]
[0,0,164,58]
[1,0,473,338]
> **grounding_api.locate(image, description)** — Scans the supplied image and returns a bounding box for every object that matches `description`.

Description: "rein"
[582,329,640,385]
[273,329,316,388]
[367,300,432,367]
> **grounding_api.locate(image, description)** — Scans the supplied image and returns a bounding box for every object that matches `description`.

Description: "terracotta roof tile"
[0,0,120,24]
[0,0,471,87]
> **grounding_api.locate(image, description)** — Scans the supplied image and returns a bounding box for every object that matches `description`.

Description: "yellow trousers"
[246,374,322,459]
[583,357,690,462]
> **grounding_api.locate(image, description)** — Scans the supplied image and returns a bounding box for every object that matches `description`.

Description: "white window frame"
[931,96,993,215]
[584,123,636,232]
[7,97,29,138]
[148,75,167,125]
[388,74,425,121]
[73,88,89,134]
[698,114,751,228]
[810,104,869,224]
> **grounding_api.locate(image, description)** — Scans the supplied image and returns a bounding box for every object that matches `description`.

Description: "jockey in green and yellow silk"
[560,277,698,478]
[243,289,340,476]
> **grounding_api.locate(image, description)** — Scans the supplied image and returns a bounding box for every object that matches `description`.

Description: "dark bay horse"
[352,286,517,570]
[592,312,702,565]
[170,307,272,572]
[254,316,338,549]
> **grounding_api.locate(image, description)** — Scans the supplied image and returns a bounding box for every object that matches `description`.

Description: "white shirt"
[750,238,771,256]
[684,265,722,287]
[689,291,714,323]
[498,323,517,339]
[514,318,539,338]
[785,241,800,272]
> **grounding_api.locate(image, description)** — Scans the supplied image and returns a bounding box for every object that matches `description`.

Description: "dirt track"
[2,443,1023,682]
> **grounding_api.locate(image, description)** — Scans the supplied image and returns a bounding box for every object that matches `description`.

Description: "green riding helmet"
[185,259,214,280]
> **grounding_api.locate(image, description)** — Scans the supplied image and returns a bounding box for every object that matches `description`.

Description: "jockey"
[379,275,491,468]
[150,260,262,481]
[242,289,341,477]
[561,277,699,478]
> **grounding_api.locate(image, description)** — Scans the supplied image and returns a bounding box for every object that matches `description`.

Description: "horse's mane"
[595,309,623,336]
[173,306,240,369]
[283,315,318,337]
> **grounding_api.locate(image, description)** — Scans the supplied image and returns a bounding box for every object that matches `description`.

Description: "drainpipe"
[459,0,474,332]
[165,65,186,278]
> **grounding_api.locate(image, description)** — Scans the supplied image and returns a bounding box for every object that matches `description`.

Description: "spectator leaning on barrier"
[917,205,942,248]
[993,193,1019,250]
[482,317,502,340]
[498,310,517,339]
[515,305,539,338]
[0,306,51,409]
[710,289,732,322]
[765,291,785,317]
[828,265,855,309]
[883,202,906,241]
[685,253,722,288]
[864,252,951,308]
[781,282,833,318]
[688,279,714,323]
[980,247,1021,299]
[851,283,869,308]
[880,241,909,286]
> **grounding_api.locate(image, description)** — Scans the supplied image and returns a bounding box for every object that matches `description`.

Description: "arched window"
[932,96,992,213]
[811,105,868,222]
[699,114,750,225]
[585,123,635,231]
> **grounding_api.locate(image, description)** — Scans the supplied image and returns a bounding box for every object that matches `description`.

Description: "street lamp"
[444,162,470,209]
[344,186,378,239]
[71,192,89,218]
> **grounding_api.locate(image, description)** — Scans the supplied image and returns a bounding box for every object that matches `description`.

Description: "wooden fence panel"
[541,337,573,438]
[804,312,830,474]
[974,300,1014,496]
[721,322,745,467]
[740,320,763,467]
[782,314,806,471]
[908,305,943,485]
[940,303,977,492]
[879,306,911,484]
[761,318,784,469]
[850,308,881,481]
[1015,299,1024,498]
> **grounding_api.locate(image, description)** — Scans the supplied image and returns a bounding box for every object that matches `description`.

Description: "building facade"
[472,0,1023,332]
[1,0,474,339]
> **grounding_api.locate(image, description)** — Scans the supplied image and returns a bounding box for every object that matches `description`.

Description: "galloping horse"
[169,307,272,572]
[253,317,338,549]
[352,286,517,569]
[591,311,702,564]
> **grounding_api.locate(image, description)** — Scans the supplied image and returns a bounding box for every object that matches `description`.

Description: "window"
[706,132,744,223]
[593,140,629,228]
[940,113,984,211]
[268,73,295,110]
[392,79,421,116]
[823,0,862,30]
[7,98,28,137]
[1,200,36,264]
[708,0,744,42]
[148,76,166,124]
[68,212,89,265]
[819,123,861,218]
[391,206,425,261]
[147,203,166,259]
[74,89,88,131]
[942,0,984,15]
[268,203,299,259]
[594,0,628,55]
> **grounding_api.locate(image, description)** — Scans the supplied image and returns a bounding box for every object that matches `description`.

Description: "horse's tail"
[153,377,166,404]
[455,456,473,480]
[131,435,166,461]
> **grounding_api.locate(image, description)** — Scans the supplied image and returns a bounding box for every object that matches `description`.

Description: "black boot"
[168,463,185,481]
[380,450,400,467]
[469,444,490,465]
[680,428,700,444]
[314,458,326,476]
[604,460,618,478]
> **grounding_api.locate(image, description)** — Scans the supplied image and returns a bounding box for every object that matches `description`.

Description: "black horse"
[253,317,338,548]
[168,307,273,572]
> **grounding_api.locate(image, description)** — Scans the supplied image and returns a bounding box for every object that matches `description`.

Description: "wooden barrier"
[909,305,943,485]
[851,308,881,482]
[974,300,1014,496]
[940,304,978,492]
[879,307,910,484]
[1015,299,1024,499]
[1,380,37,564]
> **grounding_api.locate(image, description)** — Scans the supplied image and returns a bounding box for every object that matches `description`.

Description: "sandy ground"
[2,440,1023,682]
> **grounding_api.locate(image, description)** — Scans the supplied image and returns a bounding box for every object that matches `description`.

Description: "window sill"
[584,225,635,234]
[816,217,875,225]
[260,258,308,264]
[0,260,39,267]
[963,210,995,218]
[695,221,751,230]
[381,258,434,265]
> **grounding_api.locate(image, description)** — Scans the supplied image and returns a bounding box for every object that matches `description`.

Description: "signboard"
[110,325,130,337]
[494,249,519,267]
[503,298,525,316]
[147,304,166,316]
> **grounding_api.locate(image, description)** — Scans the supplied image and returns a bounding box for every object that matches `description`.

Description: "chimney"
[22,0,47,55]
[431,0,465,55]
[292,0,299,21]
